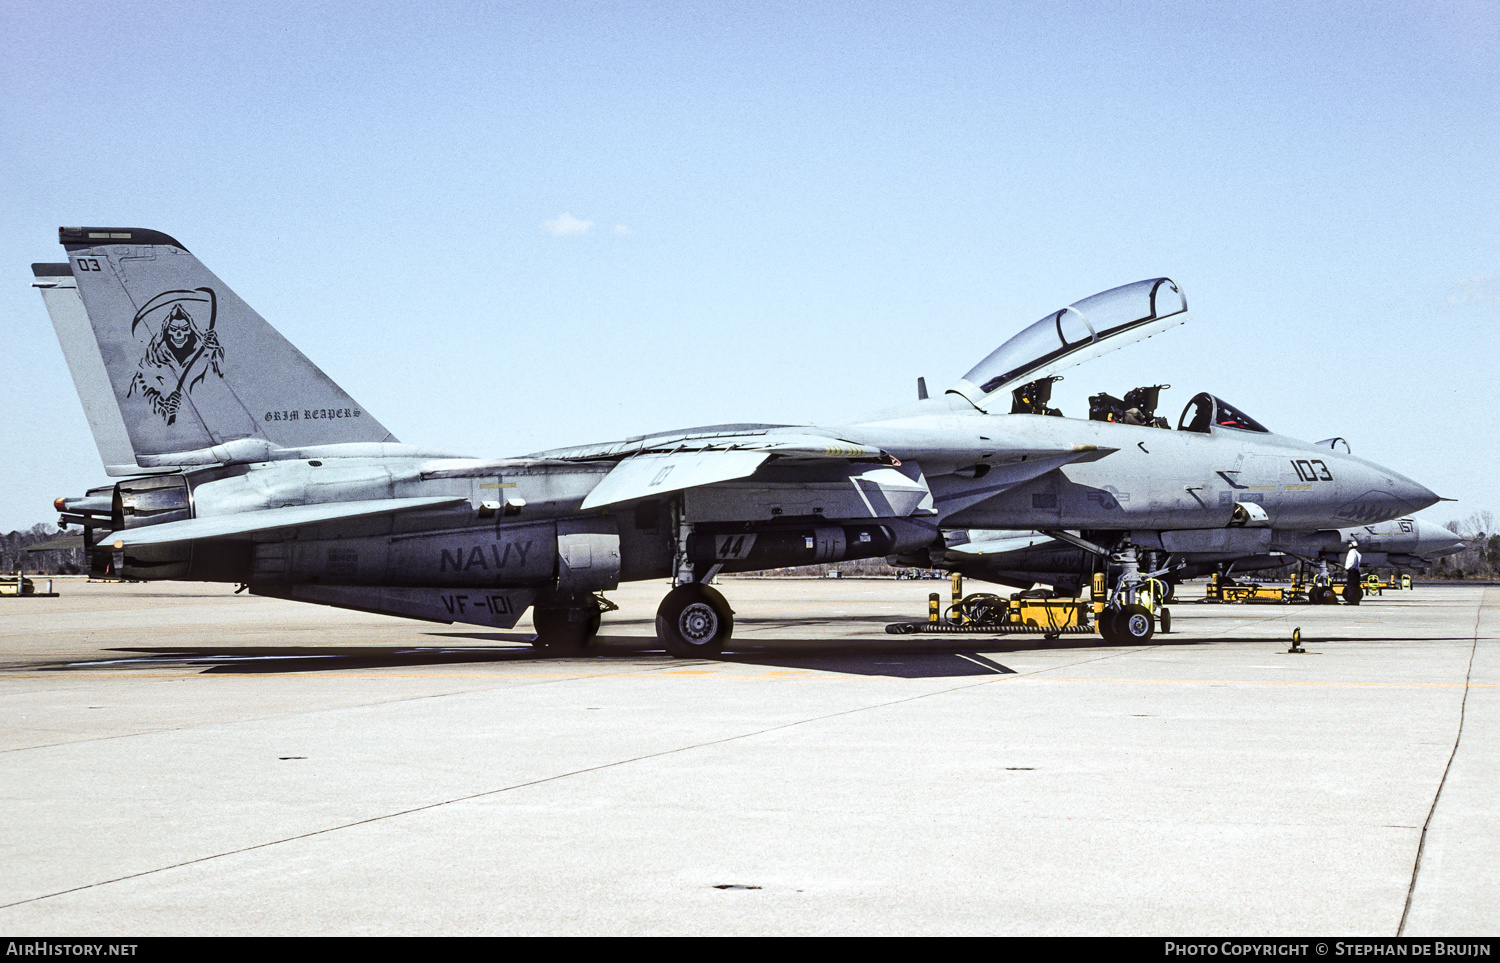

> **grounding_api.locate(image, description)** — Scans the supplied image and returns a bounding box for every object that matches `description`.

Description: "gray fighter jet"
[35,227,1442,654]
[932,517,1464,597]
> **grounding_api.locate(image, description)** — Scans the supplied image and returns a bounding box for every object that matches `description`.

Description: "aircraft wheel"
[1096,609,1122,644]
[1313,586,1336,605]
[1344,582,1363,606]
[1160,581,1176,603]
[531,605,601,654]
[1159,607,1172,634]
[657,583,734,658]
[1119,604,1155,643]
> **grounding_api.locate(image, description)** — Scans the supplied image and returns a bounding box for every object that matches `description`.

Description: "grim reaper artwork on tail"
[127,288,225,425]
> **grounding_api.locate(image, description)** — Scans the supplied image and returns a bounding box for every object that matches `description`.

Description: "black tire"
[1119,604,1155,643]
[1160,580,1176,603]
[1096,609,1122,644]
[531,606,601,654]
[1344,581,1363,606]
[657,583,734,658]
[1159,607,1172,634]
[1311,585,1335,605]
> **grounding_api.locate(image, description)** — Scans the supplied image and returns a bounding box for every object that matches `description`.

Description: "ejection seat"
[1010,376,1064,416]
[1088,383,1171,427]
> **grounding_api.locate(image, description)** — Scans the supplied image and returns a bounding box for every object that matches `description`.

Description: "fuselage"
[84,401,1441,598]
[831,403,1438,532]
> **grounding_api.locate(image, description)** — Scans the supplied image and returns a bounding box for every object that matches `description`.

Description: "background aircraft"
[36,227,1441,654]
[931,517,1465,598]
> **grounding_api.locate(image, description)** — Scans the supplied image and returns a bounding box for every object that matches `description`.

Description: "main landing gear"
[526,507,740,660]
[657,582,735,658]
[650,504,737,658]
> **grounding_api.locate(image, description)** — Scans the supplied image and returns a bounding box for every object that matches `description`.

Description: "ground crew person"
[1344,539,1362,605]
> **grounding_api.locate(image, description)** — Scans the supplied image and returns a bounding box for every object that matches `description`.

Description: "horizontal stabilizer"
[581,450,770,510]
[26,534,85,553]
[109,496,467,548]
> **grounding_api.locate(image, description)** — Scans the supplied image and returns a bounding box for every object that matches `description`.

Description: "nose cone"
[1334,453,1442,524]
[1385,469,1442,515]
[1417,520,1466,558]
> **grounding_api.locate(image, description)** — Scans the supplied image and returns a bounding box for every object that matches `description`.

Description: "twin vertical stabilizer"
[50,227,395,467]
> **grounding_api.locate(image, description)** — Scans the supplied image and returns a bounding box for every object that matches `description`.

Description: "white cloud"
[1446,273,1500,305]
[613,224,631,235]
[542,213,593,237]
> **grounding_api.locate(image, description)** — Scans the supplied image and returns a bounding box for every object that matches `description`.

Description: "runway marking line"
[1030,677,1494,689]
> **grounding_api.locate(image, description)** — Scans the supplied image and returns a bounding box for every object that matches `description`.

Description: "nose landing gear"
[1096,543,1174,644]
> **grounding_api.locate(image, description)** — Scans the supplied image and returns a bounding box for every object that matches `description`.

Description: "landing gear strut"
[658,501,735,658]
[1096,542,1174,644]
[1310,560,1337,605]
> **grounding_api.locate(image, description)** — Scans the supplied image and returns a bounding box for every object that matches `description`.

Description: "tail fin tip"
[60,227,189,251]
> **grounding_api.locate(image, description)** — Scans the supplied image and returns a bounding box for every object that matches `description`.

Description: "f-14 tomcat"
[34,227,1441,655]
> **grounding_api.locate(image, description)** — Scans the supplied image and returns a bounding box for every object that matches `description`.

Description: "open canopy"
[950,278,1188,412]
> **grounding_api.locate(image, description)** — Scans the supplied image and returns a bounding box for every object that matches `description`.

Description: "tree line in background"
[1434,511,1500,581]
[1,525,85,575]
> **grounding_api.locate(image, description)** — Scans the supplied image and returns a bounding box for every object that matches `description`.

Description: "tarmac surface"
[0,576,1494,936]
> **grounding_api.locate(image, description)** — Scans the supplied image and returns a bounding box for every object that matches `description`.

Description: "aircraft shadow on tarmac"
[35,633,1146,678]
[34,636,1073,679]
[34,632,1473,679]
[40,643,1028,679]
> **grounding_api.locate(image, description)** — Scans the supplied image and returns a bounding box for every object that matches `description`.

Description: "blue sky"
[2,1,1496,532]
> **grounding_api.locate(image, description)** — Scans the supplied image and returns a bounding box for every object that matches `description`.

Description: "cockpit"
[948,276,1272,434]
[1176,392,1269,433]
[1010,380,1271,434]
